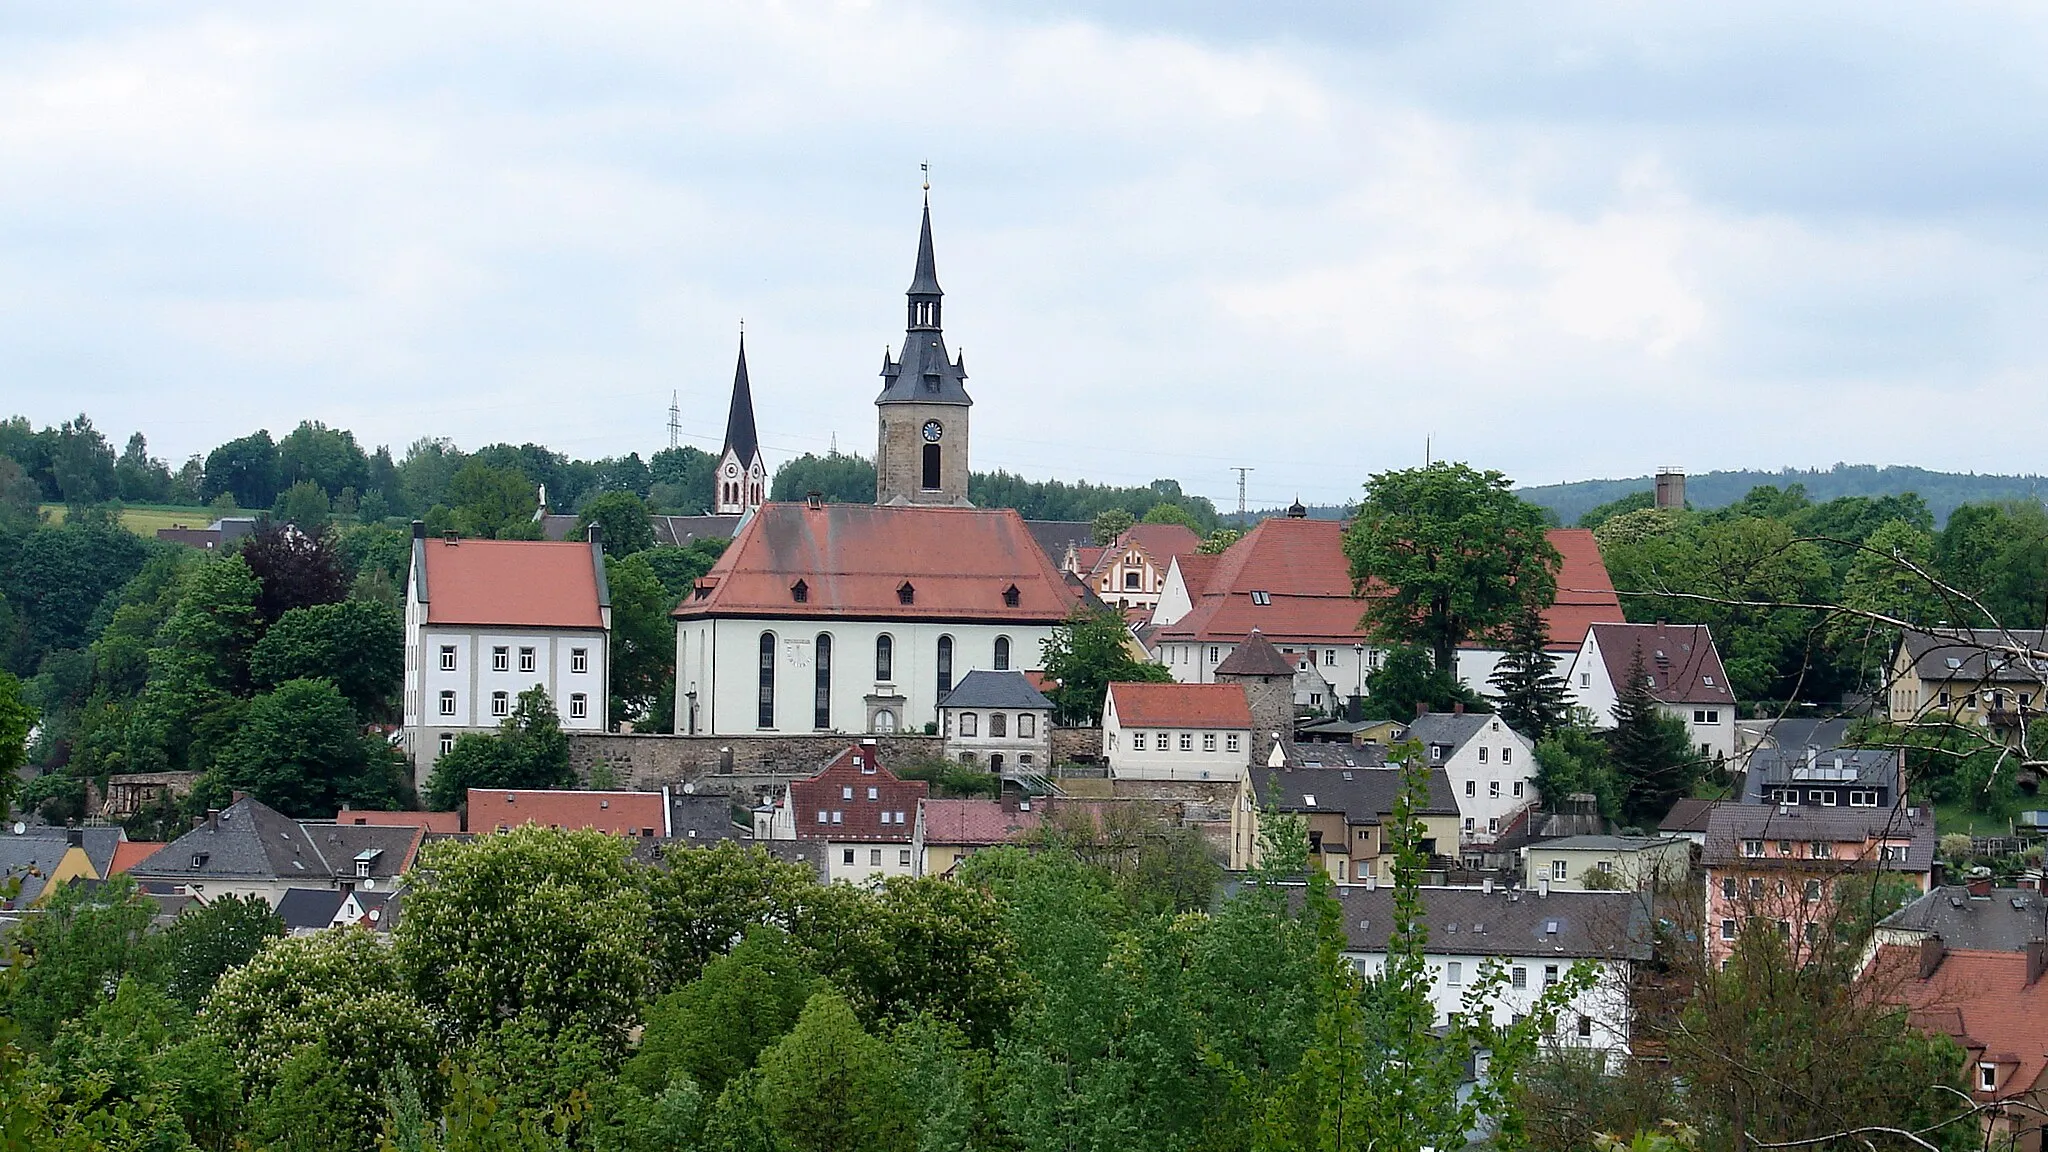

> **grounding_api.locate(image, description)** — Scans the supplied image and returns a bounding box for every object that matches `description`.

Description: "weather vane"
[921,161,930,192]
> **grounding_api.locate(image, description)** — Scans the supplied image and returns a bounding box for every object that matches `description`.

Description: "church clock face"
[921,419,944,443]
[724,463,739,478]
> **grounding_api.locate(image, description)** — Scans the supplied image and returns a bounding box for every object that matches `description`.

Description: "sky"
[4,2,2046,510]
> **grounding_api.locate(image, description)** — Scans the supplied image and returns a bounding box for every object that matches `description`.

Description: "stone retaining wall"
[1050,726,1103,765]
[568,732,946,790]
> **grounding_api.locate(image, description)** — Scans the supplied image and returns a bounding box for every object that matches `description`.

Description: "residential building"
[1867,941,2048,1152]
[670,502,1077,736]
[1213,630,1302,766]
[276,887,399,936]
[1152,512,1621,708]
[1656,798,1719,847]
[913,797,1042,877]
[1232,760,1462,882]
[1701,802,1936,963]
[1887,628,2048,741]
[1335,885,1652,1064]
[1569,621,1737,762]
[875,192,972,507]
[939,669,1055,776]
[336,808,465,834]
[1103,681,1254,782]
[760,745,929,884]
[714,335,768,516]
[130,798,424,907]
[467,788,670,838]
[1874,879,2048,954]
[153,516,258,550]
[1405,711,1539,847]
[1064,523,1202,612]
[1743,745,1902,810]
[0,830,101,909]
[401,521,611,778]
[1524,835,1690,893]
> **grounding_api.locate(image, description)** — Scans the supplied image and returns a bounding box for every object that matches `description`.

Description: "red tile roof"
[673,503,1078,624]
[1108,681,1253,729]
[336,808,465,834]
[1154,519,1620,651]
[1588,622,1735,705]
[918,798,1042,846]
[1870,945,2048,1100]
[467,789,667,837]
[1087,524,1202,581]
[788,746,929,843]
[109,841,163,875]
[422,538,605,629]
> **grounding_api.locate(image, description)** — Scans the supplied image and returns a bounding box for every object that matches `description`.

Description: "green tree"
[49,413,119,506]
[648,445,717,514]
[249,599,405,721]
[115,431,174,504]
[1140,503,1197,528]
[604,553,671,726]
[423,686,574,810]
[752,991,915,1152]
[1533,726,1622,821]
[1832,518,1941,687]
[627,925,821,1097]
[1486,605,1570,740]
[577,490,656,556]
[214,678,397,817]
[4,876,161,1046]
[1037,605,1173,725]
[272,480,333,534]
[1576,489,1657,529]
[448,461,541,539]
[1608,649,1700,825]
[397,826,652,1050]
[640,539,727,606]
[0,671,31,817]
[202,430,281,508]
[642,840,821,991]
[276,420,370,498]
[1344,462,1561,675]
[1361,644,1482,722]
[160,893,286,1012]
[769,451,877,504]
[1090,508,1134,545]
[1197,528,1242,555]
[128,553,264,773]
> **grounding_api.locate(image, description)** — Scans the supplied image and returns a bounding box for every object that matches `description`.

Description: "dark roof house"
[1332,885,1653,961]
[939,670,1055,712]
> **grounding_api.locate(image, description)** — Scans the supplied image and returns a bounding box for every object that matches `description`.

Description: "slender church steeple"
[876,177,972,506]
[716,330,766,516]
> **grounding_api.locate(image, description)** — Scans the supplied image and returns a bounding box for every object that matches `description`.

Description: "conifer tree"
[1487,605,1571,740]
[1608,647,1699,825]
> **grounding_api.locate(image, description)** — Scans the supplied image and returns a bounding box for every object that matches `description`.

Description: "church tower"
[715,334,766,516]
[875,192,972,506]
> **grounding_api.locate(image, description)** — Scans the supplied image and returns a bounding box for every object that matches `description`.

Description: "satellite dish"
[9,822,23,836]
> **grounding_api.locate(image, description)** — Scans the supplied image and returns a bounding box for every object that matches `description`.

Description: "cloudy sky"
[4,2,2045,509]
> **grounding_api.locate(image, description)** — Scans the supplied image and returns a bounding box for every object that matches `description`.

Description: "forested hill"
[1518,464,2048,527]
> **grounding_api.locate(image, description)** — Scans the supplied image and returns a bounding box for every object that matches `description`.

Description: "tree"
[577,490,655,556]
[1141,502,1198,528]
[627,926,822,1097]
[201,430,281,509]
[1487,605,1570,740]
[1090,508,1134,545]
[769,452,876,505]
[640,539,727,605]
[648,445,717,514]
[423,686,573,809]
[1361,644,1482,722]
[1608,648,1700,825]
[248,599,404,720]
[275,420,369,498]
[115,431,173,503]
[1343,462,1561,675]
[3,876,161,1045]
[1533,726,1622,821]
[751,991,915,1152]
[0,671,30,817]
[239,521,349,624]
[212,678,392,817]
[605,553,672,726]
[447,461,540,539]
[159,894,286,1012]
[1037,605,1173,725]
[642,840,822,991]
[49,414,118,505]
[1197,528,1242,554]
[396,826,653,1050]
[270,480,332,534]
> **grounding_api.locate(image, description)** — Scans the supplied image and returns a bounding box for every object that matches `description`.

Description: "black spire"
[877,194,971,407]
[909,195,943,299]
[722,333,760,465]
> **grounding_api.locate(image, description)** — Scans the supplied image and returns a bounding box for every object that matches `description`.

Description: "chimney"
[1415,701,1428,719]
[64,827,83,847]
[1654,467,1686,511]
[1918,935,1946,980]
[806,491,824,510]
[206,808,221,832]
[1969,875,1994,899]
[412,519,426,539]
[587,523,603,545]
[1365,871,1377,891]
[1483,877,1494,895]
[2029,940,2048,987]
[1453,702,1464,715]
[1538,876,1550,899]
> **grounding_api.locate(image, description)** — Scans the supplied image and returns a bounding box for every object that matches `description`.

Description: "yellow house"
[1889,629,2048,743]
[912,797,1043,878]
[0,832,103,909]
[1232,757,1464,883]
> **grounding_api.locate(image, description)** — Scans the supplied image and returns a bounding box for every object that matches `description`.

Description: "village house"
[1875,878,2048,955]
[1568,621,1737,762]
[938,669,1055,777]
[1701,802,1936,964]
[467,788,670,838]
[1405,710,1539,847]
[1523,835,1690,893]
[1062,522,1202,612]
[1887,628,2048,743]
[912,797,1042,877]
[1103,681,1254,782]
[275,887,400,937]
[401,520,611,779]
[1231,759,1462,882]
[0,828,104,910]
[1336,884,1652,1065]
[130,797,424,908]
[1742,745,1902,810]
[759,745,929,884]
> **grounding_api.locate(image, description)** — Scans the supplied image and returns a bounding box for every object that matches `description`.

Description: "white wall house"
[402,523,611,779]
[1103,681,1253,782]
[1568,622,1738,763]
[1335,885,1649,1067]
[671,503,1077,737]
[1523,836,1692,893]
[761,744,929,885]
[938,670,1055,776]
[1066,523,1201,613]
[1406,712,1539,846]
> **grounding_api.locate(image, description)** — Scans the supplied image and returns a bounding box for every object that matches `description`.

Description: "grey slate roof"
[1534,835,1686,853]
[1701,803,1936,871]
[131,799,422,885]
[1249,763,1460,824]
[1277,741,1389,771]
[1332,885,1653,961]
[1658,798,1719,835]
[1024,521,1094,568]
[653,515,740,547]
[1880,886,2048,952]
[940,670,1054,711]
[1214,630,1297,678]
[1741,717,1852,755]
[275,887,346,931]
[0,838,77,907]
[667,792,740,844]
[1897,628,2048,686]
[721,336,761,467]
[877,201,972,407]
[1743,746,1899,803]
[1402,712,1499,752]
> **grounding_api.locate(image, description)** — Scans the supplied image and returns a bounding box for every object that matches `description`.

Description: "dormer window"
[1003,584,1021,608]
[1250,591,1272,606]
[791,580,808,604]
[897,582,916,605]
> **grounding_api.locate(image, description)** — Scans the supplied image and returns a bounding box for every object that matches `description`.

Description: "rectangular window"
[1179,733,1193,752]
[493,646,509,672]
[1804,879,1822,902]
[1132,732,1146,751]
[866,786,877,800]
[491,691,509,717]
[1465,780,1476,797]
[1489,781,1501,798]
[571,648,588,674]
[438,732,455,754]
[1811,841,1832,858]
[1225,733,1240,752]
[1543,964,1559,987]
[1722,877,1737,899]
[439,690,456,717]
[1478,747,1488,763]
[899,849,912,867]
[1203,733,1217,752]
[1513,780,1525,798]
[1502,747,1512,765]
[519,647,535,673]
[1208,646,1219,663]
[1324,649,1336,665]
[569,693,587,719]
[1446,962,1462,985]
[439,645,456,671]
[1577,1015,1593,1039]
[831,811,842,824]
[1511,966,1526,989]
[842,786,854,800]
[1579,671,1591,687]
[1463,817,1474,831]
[1743,839,1765,858]
[870,848,883,867]
[817,810,828,824]
[1705,710,1719,723]
[1694,709,1707,723]
[1721,919,1737,941]
[1551,859,1568,880]
[842,848,855,865]
[1488,817,1500,834]
[1982,1064,1999,1093]
[1882,846,1906,863]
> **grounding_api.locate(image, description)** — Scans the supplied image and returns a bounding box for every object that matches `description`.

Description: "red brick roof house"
[1104,681,1254,782]
[763,745,930,884]
[466,789,669,838]
[1868,943,2048,1152]
[1065,523,1203,614]
[1569,621,1738,761]
[913,797,1043,876]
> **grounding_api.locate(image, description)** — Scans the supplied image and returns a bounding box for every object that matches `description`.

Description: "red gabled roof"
[1168,552,1221,596]
[467,789,667,837]
[788,746,929,843]
[110,841,164,875]
[673,503,1076,624]
[1109,681,1253,729]
[336,808,464,835]
[1540,529,1624,652]
[1871,945,2048,1099]
[1588,622,1735,705]
[918,798,1042,846]
[423,538,605,629]
[1089,523,1201,576]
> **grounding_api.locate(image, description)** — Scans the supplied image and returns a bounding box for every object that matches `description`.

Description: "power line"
[1231,466,1254,529]
[667,391,681,451]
